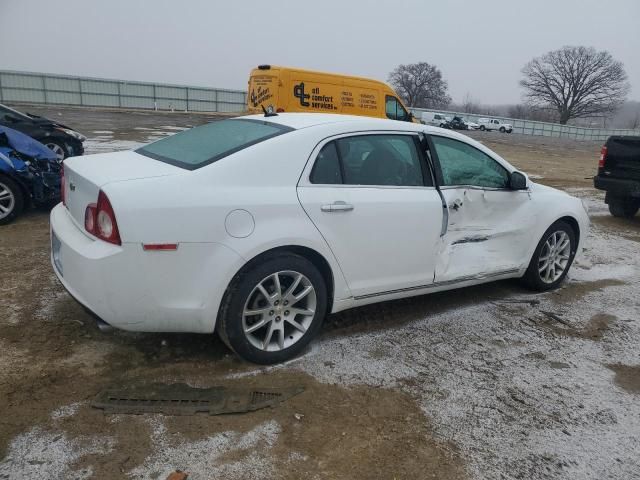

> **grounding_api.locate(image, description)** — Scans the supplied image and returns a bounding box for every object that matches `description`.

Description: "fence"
[1,70,638,141]
[0,70,247,113]
[410,107,639,142]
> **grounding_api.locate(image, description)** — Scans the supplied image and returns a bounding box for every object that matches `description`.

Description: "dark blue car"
[0,125,61,225]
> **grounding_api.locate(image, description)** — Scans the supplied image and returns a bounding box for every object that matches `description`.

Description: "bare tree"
[520,46,630,124]
[388,62,451,108]
[461,93,480,113]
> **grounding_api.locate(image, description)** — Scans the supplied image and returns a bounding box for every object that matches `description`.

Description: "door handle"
[448,199,463,211]
[321,201,354,212]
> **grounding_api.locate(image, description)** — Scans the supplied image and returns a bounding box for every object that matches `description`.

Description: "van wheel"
[521,221,576,291]
[0,176,24,225]
[217,253,327,364]
[608,197,639,218]
[480,125,486,131]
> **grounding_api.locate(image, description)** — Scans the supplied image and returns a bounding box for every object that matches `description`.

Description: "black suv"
[0,104,85,161]
[594,136,640,218]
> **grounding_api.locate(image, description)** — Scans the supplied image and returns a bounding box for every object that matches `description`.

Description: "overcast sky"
[1,0,638,104]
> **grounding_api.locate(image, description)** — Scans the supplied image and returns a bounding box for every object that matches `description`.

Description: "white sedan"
[51,113,589,364]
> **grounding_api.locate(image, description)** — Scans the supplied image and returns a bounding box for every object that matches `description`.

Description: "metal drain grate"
[92,383,303,415]
[250,391,284,408]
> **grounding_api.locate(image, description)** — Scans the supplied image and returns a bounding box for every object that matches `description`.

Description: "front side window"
[136,119,292,170]
[430,135,509,189]
[385,96,409,122]
[336,134,426,186]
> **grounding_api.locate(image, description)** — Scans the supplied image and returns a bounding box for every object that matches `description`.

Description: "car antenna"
[261,105,278,117]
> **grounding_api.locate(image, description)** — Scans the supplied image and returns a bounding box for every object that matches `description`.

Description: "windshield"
[0,104,31,121]
[136,118,293,170]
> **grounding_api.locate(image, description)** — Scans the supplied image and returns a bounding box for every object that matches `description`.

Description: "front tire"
[522,221,577,291]
[217,253,327,364]
[608,197,639,218]
[499,127,506,133]
[0,176,24,225]
[480,125,486,131]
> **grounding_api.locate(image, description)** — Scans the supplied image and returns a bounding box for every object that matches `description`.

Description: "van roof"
[252,65,393,89]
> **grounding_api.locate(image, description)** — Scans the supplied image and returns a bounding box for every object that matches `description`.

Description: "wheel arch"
[0,171,30,206]
[217,244,336,329]
[556,215,581,245]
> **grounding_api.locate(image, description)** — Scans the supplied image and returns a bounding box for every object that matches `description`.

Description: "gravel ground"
[0,107,638,480]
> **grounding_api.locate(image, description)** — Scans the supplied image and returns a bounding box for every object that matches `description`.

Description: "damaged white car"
[50,113,589,364]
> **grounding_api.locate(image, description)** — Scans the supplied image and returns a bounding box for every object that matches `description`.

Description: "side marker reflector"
[143,243,178,251]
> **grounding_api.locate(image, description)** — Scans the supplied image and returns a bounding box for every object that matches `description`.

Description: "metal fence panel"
[81,79,119,95]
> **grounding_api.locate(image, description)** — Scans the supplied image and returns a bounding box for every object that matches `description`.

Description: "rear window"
[136,119,293,170]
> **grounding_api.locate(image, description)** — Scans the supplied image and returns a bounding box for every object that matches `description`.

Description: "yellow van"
[247,65,416,122]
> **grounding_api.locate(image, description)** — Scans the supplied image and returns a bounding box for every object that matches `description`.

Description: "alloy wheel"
[46,143,65,162]
[242,271,316,352]
[0,181,15,220]
[538,230,571,284]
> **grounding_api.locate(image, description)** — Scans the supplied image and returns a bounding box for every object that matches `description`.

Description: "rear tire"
[521,220,577,291]
[217,253,327,364]
[608,197,639,218]
[0,176,24,225]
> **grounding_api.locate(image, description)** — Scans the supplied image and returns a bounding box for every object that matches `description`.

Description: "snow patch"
[0,428,114,479]
[127,418,281,480]
[51,402,83,420]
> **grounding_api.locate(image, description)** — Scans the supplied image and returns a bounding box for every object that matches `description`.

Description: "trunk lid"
[63,150,183,226]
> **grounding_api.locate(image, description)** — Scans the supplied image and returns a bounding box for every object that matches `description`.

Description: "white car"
[478,118,513,133]
[465,120,480,130]
[51,113,589,364]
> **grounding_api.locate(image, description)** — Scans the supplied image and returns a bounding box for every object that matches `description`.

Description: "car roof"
[238,112,433,134]
[237,112,494,148]
[233,113,515,172]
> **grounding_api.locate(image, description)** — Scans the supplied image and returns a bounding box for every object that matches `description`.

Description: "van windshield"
[136,119,293,170]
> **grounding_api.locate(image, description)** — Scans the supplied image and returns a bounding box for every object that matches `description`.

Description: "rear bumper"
[594,175,640,198]
[50,203,244,333]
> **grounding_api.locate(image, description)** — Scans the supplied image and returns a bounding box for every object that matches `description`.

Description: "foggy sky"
[1,0,638,104]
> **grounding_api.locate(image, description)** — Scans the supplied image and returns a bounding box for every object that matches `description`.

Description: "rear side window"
[136,119,292,170]
[311,134,431,187]
[310,143,342,184]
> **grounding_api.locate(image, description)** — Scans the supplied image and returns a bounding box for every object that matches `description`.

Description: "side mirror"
[510,171,528,190]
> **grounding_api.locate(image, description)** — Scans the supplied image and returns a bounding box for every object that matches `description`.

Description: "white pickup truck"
[477,118,513,133]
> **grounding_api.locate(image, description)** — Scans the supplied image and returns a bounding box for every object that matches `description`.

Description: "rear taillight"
[84,190,121,245]
[599,145,607,168]
[61,163,66,206]
[84,203,97,233]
